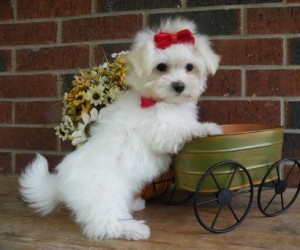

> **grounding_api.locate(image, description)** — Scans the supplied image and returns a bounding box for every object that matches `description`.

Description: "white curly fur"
[19,18,222,240]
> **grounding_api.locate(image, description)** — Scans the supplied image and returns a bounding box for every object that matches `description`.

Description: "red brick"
[288,38,300,65]
[94,43,131,65]
[247,7,300,34]
[15,101,62,125]
[0,153,12,174]
[283,133,300,159]
[246,70,300,96]
[187,0,284,6]
[0,102,12,123]
[16,46,90,71]
[0,22,57,46]
[205,70,242,97]
[63,14,143,43]
[149,9,240,36]
[0,75,57,98]
[16,153,64,173]
[0,127,57,151]
[0,50,12,72]
[0,0,14,21]
[284,163,300,188]
[198,100,281,125]
[60,140,76,153]
[213,39,283,65]
[100,0,181,12]
[285,101,300,129]
[18,0,92,19]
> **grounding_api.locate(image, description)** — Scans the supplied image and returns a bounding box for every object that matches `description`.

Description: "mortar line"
[56,19,63,44]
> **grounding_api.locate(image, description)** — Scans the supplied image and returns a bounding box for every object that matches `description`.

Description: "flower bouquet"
[55,52,128,146]
[55,51,172,199]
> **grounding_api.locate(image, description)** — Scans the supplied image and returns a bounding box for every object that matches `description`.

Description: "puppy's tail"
[19,154,60,215]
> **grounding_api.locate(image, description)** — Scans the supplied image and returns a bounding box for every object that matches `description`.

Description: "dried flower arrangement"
[55,52,128,146]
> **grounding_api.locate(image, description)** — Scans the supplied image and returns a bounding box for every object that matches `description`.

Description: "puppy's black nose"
[172,81,185,93]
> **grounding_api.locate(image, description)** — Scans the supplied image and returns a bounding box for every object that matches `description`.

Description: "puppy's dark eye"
[156,63,167,72]
[186,63,193,72]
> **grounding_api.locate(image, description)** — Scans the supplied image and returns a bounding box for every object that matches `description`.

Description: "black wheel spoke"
[228,203,239,223]
[258,158,300,217]
[196,197,218,206]
[262,181,277,189]
[168,185,177,203]
[280,193,284,210]
[227,165,238,189]
[285,162,297,180]
[210,172,221,191]
[194,160,253,233]
[276,165,281,181]
[263,192,277,212]
[211,205,222,230]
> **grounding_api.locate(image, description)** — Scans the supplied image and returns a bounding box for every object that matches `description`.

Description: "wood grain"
[0,175,299,250]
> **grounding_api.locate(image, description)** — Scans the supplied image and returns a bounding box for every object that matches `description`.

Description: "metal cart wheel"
[193,160,254,233]
[153,171,194,206]
[258,158,300,217]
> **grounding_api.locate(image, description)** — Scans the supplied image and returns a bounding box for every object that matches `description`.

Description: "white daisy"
[71,108,99,146]
[108,86,123,101]
[111,51,128,58]
[86,85,105,106]
[55,124,69,141]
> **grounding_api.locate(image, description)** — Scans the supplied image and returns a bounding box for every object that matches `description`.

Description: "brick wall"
[0,0,300,174]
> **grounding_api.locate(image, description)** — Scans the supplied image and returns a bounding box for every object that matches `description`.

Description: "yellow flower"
[71,91,88,107]
[115,54,127,64]
[80,69,95,78]
[80,103,93,116]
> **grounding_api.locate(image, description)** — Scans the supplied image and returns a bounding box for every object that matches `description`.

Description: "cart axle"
[217,189,232,206]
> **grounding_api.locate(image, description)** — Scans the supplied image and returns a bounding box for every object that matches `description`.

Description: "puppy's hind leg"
[70,191,150,240]
[119,219,150,240]
[130,197,146,212]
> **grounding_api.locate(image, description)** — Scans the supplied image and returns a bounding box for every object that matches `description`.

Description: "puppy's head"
[126,18,220,104]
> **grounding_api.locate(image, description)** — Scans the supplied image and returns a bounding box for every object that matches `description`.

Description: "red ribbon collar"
[140,96,158,109]
[154,29,195,50]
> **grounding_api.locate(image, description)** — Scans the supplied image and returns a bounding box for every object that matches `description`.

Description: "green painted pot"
[173,124,284,192]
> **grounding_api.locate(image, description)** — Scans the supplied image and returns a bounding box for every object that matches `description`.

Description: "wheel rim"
[193,160,254,233]
[258,158,300,217]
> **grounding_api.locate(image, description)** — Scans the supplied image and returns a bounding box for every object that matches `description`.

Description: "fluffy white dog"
[19,18,222,240]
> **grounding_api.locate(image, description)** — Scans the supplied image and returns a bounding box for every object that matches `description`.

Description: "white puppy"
[19,18,222,240]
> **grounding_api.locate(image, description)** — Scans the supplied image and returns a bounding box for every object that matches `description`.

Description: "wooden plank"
[0,175,299,250]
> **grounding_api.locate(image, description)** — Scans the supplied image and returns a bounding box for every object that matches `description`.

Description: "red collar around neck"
[140,96,158,109]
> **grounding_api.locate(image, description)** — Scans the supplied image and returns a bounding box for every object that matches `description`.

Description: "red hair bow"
[154,29,195,50]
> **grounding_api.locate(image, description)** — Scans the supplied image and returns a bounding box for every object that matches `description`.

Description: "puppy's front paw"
[207,123,223,136]
[197,123,223,137]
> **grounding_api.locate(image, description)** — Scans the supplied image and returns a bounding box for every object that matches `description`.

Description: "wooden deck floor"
[0,175,299,250]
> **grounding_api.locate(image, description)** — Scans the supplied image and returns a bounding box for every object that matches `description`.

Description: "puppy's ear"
[194,35,220,76]
[127,41,155,77]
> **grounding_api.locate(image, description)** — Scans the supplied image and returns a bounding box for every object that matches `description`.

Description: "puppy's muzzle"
[172,81,185,93]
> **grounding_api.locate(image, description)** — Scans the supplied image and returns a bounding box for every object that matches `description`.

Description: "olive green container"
[173,124,284,192]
